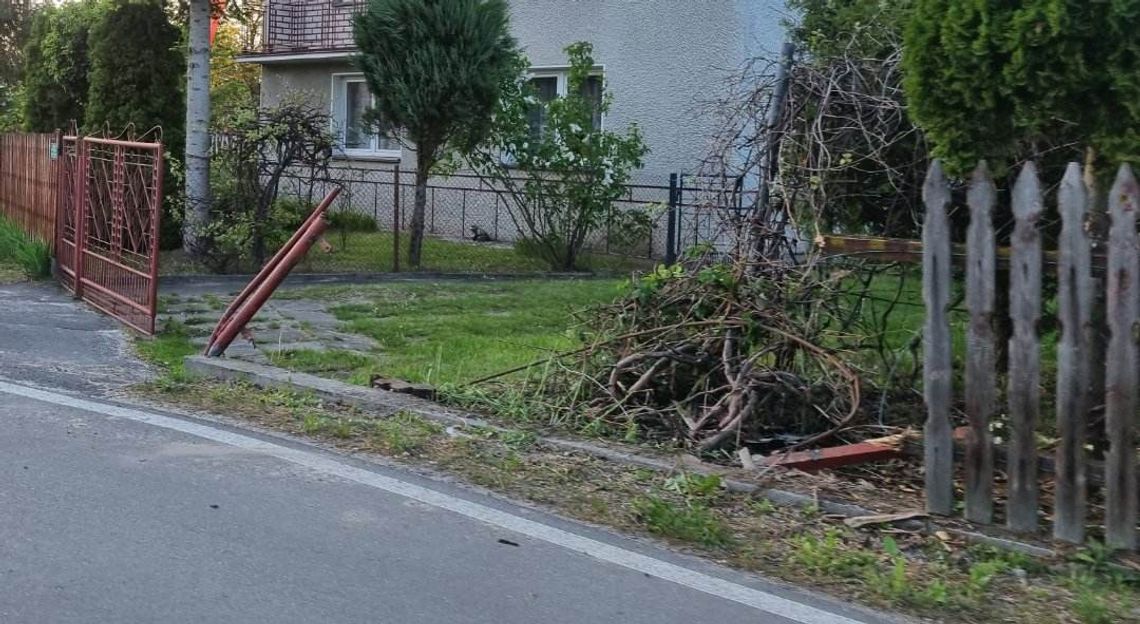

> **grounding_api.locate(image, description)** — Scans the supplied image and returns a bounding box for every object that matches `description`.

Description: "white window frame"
[526,64,606,131]
[330,72,401,160]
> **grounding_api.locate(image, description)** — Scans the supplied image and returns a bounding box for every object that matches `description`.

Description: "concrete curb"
[160,271,612,293]
[183,355,1058,559]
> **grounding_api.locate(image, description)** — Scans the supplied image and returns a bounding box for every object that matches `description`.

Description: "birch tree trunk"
[183,0,212,256]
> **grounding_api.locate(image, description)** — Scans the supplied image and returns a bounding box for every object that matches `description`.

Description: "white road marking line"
[0,379,870,624]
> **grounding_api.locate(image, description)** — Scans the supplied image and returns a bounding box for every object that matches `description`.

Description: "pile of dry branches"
[569,256,861,454]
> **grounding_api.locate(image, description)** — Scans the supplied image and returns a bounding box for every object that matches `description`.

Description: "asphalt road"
[0,282,900,624]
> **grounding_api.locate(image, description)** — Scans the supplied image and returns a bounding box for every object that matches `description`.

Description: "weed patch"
[0,217,51,279]
[634,495,732,548]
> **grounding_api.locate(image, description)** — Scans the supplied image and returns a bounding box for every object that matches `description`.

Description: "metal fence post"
[393,164,401,273]
[665,173,679,265]
[73,139,87,300]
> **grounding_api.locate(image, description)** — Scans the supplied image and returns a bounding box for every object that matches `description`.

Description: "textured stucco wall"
[260,60,416,163]
[507,0,788,180]
[256,0,791,181]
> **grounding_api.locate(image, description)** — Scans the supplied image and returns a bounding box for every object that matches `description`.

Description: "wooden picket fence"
[0,132,61,243]
[923,160,1138,550]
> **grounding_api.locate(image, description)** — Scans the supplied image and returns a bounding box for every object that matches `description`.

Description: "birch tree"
[183,0,211,256]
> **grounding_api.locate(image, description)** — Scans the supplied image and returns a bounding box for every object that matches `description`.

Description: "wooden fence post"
[965,162,996,524]
[1007,162,1043,533]
[923,161,954,516]
[1105,164,1139,550]
[1054,162,1092,544]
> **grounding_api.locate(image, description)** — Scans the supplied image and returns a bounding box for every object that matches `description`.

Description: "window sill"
[333,150,403,163]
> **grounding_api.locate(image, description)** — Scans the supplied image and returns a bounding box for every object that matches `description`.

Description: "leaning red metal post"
[204,189,339,357]
[206,187,341,350]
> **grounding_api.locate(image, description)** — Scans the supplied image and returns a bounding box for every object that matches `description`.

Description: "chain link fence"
[273,163,748,274]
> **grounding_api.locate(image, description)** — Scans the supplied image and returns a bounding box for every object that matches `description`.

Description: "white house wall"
[257,1,789,181]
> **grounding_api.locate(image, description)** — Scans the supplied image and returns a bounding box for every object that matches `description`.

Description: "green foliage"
[328,210,379,233]
[353,0,520,267]
[85,0,185,249]
[663,472,723,498]
[202,97,334,272]
[135,319,197,384]
[471,42,649,271]
[0,0,36,129]
[789,0,912,59]
[633,496,732,548]
[353,0,517,161]
[85,0,185,153]
[0,216,50,278]
[790,529,877,577]
[903,0,1140,173]
[784,0,929,238]
[210,21,260,122]
[0,82,24,131]
[370,411,442,454]
[21,1,99,132]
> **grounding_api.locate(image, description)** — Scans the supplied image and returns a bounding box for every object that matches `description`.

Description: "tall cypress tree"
[21,1,99,132]
[354,0,520,268]
[85,0,185,157]
[85,0,186,249]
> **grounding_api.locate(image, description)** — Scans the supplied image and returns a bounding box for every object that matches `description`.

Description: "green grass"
[134,320,198,384]
[274,279,624,386]
[0,259,24,283]
[160,231,652,275]
[634,496,732,547]
[0,216,51,280]
[267,349,376,377]
[839,268,1061,382]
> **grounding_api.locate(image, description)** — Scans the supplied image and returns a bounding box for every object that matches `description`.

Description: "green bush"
[471,42,648,271]
[328,210,379,233]
[85,0,185,250]
[272,197,312,233]
[21,0,100,132]
[203,98,335,272]
[0,217,51,278]
[903,0,1140,173]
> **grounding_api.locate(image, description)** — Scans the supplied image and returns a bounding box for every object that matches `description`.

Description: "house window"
[331,74,400,159]
[526,68,604,139]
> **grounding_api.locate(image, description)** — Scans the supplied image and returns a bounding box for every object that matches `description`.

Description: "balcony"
[248,0,365,59]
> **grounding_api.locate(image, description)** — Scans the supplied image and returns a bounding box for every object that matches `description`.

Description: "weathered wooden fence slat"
[964,163,997,524]
[923,161,954,516]
[1105,164,1139,550]
[1006,162,1043,533]
[0,132,60,244]
[1054,162,1092,544]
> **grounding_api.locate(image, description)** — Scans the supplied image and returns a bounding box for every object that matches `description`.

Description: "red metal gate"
[56,134,164,335]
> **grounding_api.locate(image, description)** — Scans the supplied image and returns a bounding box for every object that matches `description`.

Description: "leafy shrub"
[471,42,648,271]
[903,0,1140,173]
[328,210,378,233]
[200,97,335,273]
[21,0,100,132]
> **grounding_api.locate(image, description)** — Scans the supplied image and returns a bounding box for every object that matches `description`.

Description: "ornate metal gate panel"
[55,135,163,335]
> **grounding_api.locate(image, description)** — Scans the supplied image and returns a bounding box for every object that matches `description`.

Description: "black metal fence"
[277,163,747,265]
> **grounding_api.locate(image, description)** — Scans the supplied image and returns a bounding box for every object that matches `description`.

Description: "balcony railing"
[256,0,365,55]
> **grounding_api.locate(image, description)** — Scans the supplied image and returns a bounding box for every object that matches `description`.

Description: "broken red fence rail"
[205,187,341,357]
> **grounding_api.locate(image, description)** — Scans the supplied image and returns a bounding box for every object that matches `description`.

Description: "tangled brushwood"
[570,256,861,454]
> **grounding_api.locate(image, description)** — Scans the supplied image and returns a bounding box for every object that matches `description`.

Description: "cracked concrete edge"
[182,355,1059,561]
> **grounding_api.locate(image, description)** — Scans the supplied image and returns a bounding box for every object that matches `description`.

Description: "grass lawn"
[161,231,653,276]
[0,259,24,283]
[269,278,625,387]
